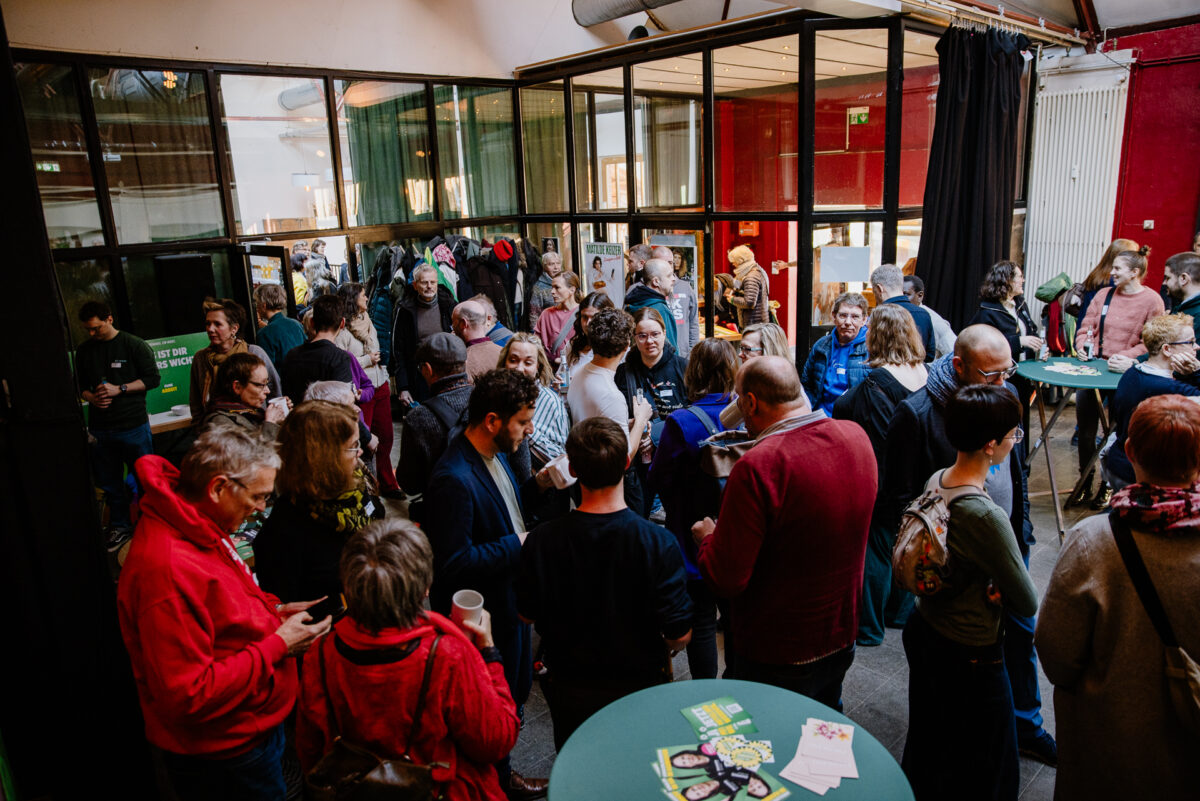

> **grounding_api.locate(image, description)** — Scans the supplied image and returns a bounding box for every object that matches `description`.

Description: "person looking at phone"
[118,427,330,801]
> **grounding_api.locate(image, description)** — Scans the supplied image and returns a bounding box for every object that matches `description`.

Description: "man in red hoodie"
[118,427,331,800]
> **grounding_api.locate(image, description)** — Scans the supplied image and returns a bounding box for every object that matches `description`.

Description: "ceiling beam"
[1071,0,1100,51]
[1105,12,1200,40]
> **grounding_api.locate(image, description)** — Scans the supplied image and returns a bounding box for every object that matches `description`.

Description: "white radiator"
[1023,49,1136,321]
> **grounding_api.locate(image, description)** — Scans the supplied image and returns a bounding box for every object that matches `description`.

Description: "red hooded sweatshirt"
[117,456,297,757]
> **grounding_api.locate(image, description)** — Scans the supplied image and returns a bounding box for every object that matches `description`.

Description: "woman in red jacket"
[297,519,520,801]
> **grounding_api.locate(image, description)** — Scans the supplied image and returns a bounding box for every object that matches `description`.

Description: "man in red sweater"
[118,428,330,800]
[693,356,876,711]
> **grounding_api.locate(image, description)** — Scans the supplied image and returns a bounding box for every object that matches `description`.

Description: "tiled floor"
[483,402,1104,799]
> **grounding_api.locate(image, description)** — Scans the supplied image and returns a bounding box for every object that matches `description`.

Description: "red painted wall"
[1105,23,1200,289]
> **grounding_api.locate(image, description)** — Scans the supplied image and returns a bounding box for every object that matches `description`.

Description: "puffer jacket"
[799,328,870,412]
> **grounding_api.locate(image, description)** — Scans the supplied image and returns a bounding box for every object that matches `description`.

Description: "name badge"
[364,501,375,517]
[111,361,123,369]
[836,367,847,375]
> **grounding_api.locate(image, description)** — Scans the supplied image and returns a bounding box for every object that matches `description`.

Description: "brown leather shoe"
[507,770,549,800]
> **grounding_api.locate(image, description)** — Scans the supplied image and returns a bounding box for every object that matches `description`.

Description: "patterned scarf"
[1110,481,1200,536]
[308,469,373,534]
[925,353,959,407]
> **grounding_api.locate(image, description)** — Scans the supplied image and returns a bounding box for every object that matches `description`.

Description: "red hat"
[493,239,514,262]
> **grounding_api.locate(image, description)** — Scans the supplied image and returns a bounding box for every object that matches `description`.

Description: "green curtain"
[521,87,567,213]
[345,84,432,225]
[435,85,517,219]
[640,95,702,209]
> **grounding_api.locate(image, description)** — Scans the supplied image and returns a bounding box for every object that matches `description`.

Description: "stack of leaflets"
[779,719,859,795]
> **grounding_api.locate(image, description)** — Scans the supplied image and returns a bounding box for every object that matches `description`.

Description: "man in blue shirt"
[872,264,935,362]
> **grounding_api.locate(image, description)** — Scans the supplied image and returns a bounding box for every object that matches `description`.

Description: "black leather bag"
[305,635,444,801]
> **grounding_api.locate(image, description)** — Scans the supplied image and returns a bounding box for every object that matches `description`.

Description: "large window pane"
[521,82,567,213]
[15,63,105,248]
[219,74,338,235]
[897,217,923,272]
[633,55,703,211]
[713,222,798,343]
[58,259,116,347]
[435,85,517,219]
[814,30,888,210]
[901,31,939,208]
[337,80,434,225]
[89,67,223,243]
[333,79,432,225]
[812,221,883,325]
[122,250,232,339]
[572,69,628,211]
[713,36,799,212]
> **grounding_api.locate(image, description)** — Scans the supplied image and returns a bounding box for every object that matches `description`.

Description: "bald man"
[879,324,1057,765]
[653,245,699,357]
[453,299,502,384]
[692,356,876,710]
[623,257,680,351]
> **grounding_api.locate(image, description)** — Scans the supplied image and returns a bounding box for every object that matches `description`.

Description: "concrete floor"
[385,399,1100,798]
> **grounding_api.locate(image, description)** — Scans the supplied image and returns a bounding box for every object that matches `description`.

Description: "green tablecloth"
[1015,357,1123,391]
[549,678,913,800]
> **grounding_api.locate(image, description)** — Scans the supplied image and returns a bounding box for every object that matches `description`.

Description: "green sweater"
[915,495,1038,646]
[75,330,161,431]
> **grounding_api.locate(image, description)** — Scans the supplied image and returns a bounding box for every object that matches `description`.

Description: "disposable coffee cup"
[719,398,743,429]
[268,396,289,416]
[546,453,577,490]
[451,589,484,627]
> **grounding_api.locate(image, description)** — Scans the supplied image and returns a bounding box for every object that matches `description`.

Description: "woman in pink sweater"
[1072,248,1164,506]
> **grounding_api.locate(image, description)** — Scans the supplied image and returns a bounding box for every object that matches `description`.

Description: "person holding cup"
[297,520,520,801]
[199,352,289,441]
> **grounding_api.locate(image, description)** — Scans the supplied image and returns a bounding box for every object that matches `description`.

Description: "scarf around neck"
[347,310,377,350]
[925,353,959,407]
[308,469,373,534]
[733,258,761,287]
[1110,481,1200,536]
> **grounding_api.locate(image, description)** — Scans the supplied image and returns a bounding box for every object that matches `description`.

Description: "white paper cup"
[268,396,289,416]
[451,589,484,627]
[719,398,743,428]
[547,453,576,490]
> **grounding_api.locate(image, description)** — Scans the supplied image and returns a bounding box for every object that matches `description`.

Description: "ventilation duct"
[278,81,324,111]
[572,0,681,27]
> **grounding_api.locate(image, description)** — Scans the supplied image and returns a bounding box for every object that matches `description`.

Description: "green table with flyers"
[549,679,913,800]
[1015,357,1123,543]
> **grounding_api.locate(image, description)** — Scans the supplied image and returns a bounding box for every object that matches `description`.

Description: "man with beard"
[425,368,554,799]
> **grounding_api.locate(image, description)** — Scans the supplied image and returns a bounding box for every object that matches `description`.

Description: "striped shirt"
[532,383,569,459]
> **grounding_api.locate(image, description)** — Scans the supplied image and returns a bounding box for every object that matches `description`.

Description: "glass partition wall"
[16,15,1011,356]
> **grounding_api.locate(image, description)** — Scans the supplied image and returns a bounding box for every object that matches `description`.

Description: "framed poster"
[540,236,560,256]
[583,241,627,307]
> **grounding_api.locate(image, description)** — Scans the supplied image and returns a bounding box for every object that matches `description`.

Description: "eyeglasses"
[344,446,363,455]
[635,332,663,342]
[977,363,1018,381]
[738,344,763,355]
[1007,427,1025,444]
[229,478,273,504]
[246,379,270,389]
[1168,338,1198,347]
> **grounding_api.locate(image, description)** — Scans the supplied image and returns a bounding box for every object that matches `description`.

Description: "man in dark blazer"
[424,368,552,799]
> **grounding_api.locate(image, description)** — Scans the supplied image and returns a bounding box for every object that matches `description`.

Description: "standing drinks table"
[1015,357,1122,541]
[549,679,913,800]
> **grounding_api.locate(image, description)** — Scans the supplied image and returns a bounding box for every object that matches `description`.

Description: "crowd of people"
[76,235,1200,801]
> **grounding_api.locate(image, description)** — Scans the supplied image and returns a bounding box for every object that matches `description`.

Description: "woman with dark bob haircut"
[648,338,739,679]
[1037,394,1200,799]
[297,519,520,801]
[902,384,1039,801]
[200,351,289,439]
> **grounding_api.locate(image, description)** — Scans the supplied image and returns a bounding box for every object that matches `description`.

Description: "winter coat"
[967,297,1041,361]
[391,286,455,399]
[800,328,870,413]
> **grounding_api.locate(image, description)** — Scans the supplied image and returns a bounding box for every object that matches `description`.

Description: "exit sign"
[848,106,869,125]
[36,161,61,173]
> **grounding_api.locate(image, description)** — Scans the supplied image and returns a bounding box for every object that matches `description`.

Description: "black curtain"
[916,27,1030,331]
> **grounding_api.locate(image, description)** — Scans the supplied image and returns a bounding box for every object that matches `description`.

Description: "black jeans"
[734,645,856,713]
[902,610,1018,801]
[684,578,719,679]
[161,724,286,801]
[1075,388,1112,475]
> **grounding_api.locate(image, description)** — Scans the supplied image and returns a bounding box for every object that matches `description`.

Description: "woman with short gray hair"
[296,519,521,801]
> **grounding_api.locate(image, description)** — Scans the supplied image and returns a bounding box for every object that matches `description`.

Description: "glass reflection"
[435,85,517,219]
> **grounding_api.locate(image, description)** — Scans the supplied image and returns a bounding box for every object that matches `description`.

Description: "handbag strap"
[550,306,579,357]
[1096,288,1115,356]
[1109,512,1179,648]
[402,634,442,760]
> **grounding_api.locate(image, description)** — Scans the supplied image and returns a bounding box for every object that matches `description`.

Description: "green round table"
[1015,357,1124,540]
[549,679,914,800]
